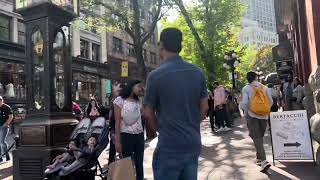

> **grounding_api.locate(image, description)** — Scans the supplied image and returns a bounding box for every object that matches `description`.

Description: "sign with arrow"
[284,142,301,147]
[270,110,314,160]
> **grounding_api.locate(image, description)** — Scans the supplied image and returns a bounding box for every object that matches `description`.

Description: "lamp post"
[256,67,264,82]
[13,1,79,179]
[223,50,240,89]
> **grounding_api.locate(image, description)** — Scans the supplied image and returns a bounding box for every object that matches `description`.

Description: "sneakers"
[6,154,10,161]
[215,127,224,133]
[260,160,271,172]
[255,159,262,166]
[215,127,232,133]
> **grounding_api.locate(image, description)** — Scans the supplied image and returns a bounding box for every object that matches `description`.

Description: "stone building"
[239,0,279,49]
[0,0,160,123]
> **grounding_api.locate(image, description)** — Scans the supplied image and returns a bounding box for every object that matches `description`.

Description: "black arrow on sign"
[284,142,301,147]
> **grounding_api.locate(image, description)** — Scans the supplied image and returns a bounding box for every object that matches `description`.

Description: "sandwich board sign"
[270,110,314,161]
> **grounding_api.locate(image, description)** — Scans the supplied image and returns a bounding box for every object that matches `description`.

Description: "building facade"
[274,0,320,162]
[0,0,160,124]
[238,0,279,49]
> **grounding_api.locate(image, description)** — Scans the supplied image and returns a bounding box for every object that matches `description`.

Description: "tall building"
[238,0,279,49]
[0,0,160,124]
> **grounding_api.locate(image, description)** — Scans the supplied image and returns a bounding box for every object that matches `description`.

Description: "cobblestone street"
[1,118,320,180]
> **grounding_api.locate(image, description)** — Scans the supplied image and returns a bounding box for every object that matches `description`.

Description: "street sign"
[270,110,314,161]
[121,61,128,77]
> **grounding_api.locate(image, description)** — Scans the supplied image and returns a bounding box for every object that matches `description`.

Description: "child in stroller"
[59,136,98,176]
[44,140,81,174]
[44,116,109,179]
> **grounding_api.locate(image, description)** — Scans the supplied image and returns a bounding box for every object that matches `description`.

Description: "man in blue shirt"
[144,28,209,180]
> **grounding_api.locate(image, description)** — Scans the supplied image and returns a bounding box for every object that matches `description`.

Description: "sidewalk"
[1,118,320,180]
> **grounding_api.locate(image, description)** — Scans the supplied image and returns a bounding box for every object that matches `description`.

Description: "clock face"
[277,47,288,58]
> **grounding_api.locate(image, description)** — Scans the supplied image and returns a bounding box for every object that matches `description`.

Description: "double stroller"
[44,117,109,180]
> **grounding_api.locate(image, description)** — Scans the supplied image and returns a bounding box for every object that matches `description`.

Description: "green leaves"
[162,0,249,88]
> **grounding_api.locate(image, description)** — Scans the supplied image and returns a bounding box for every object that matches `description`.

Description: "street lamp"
[223,50,240,89]
[256,67,264,82]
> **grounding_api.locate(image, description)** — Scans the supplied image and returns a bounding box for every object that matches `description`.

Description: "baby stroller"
[44,117,109,180]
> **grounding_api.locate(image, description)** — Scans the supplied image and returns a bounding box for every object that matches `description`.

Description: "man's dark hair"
[160,28,182,53]
[213,81,219,86]
[246,71,257,83]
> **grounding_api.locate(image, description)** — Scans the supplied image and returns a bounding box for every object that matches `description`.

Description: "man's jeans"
[0,126,9,159]
[153,149,199,180]
[246,116,267,161]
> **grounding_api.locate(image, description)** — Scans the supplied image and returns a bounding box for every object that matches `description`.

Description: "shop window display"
[53,31,65,109]
[0,61,26,100]
[73,72,101,103]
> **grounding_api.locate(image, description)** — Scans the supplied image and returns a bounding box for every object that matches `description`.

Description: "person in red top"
[72,101,82,121]
[213,81,232,133]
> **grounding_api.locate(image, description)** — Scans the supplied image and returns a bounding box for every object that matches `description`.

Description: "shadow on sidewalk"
[0,165,13,180]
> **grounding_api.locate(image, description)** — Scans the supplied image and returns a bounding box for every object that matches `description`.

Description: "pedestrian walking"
[283,75,295,111]
[241,72,273,172]
[292,77,304,110]
[114,80,145,180]
[72,101,83,121]
[0,96,13,162]
[208,91,216,132]
[267,83,280,112]
[144,28,209,180]
[213,81,232,132]
[107,83,124,165]
[85,98,101,121]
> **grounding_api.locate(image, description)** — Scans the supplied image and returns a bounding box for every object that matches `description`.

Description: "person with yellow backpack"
[240,71,273,173]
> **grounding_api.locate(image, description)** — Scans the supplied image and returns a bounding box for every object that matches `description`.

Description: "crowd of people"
[0,27,307,179]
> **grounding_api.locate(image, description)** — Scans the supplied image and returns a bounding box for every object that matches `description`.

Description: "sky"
[165,0,199,22]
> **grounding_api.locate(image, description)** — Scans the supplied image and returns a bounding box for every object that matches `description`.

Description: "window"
[143,49,147,61]
[113,37,123,53]
[18,21,25,45]
[92,43,100,61]
[0,61,26,100]
[140,27,144,34]
[147,12,153,22]
[127,43,135,57]
[150,33,156,44]
[140,8,145,19]
[150,52,156,64]
[111,14,120,22]
[73,73,101,103]
[0,15,10,41]
[127,0,133,9]
[80,39,89,59]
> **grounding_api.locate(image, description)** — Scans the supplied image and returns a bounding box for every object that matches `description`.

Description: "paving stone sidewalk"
[1,118,320,180]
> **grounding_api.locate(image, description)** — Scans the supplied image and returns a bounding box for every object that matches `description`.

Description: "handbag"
[107,156,136,180]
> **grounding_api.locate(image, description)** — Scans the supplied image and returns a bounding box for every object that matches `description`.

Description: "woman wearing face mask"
[85,98,101,121]
[292,77,304,110]
[114,80,145,180]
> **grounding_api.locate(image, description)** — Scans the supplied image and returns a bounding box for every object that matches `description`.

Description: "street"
[1,117,320,180]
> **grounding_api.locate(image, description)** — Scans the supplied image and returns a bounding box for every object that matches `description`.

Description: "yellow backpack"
[249,85,271,116]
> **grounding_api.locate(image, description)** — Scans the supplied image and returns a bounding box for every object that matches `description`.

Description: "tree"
[81,0,168,80]
[254,45,276,75]
[162,0,246,86]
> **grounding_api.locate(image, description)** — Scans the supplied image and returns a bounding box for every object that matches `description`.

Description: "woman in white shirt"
[114,80,145,180]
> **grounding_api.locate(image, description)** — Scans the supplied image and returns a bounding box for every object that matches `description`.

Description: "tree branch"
[141,0,163,44]
[174,0,207,61]
[91,0,135,38]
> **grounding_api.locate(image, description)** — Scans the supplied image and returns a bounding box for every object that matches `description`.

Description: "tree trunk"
[175,0,208,62]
